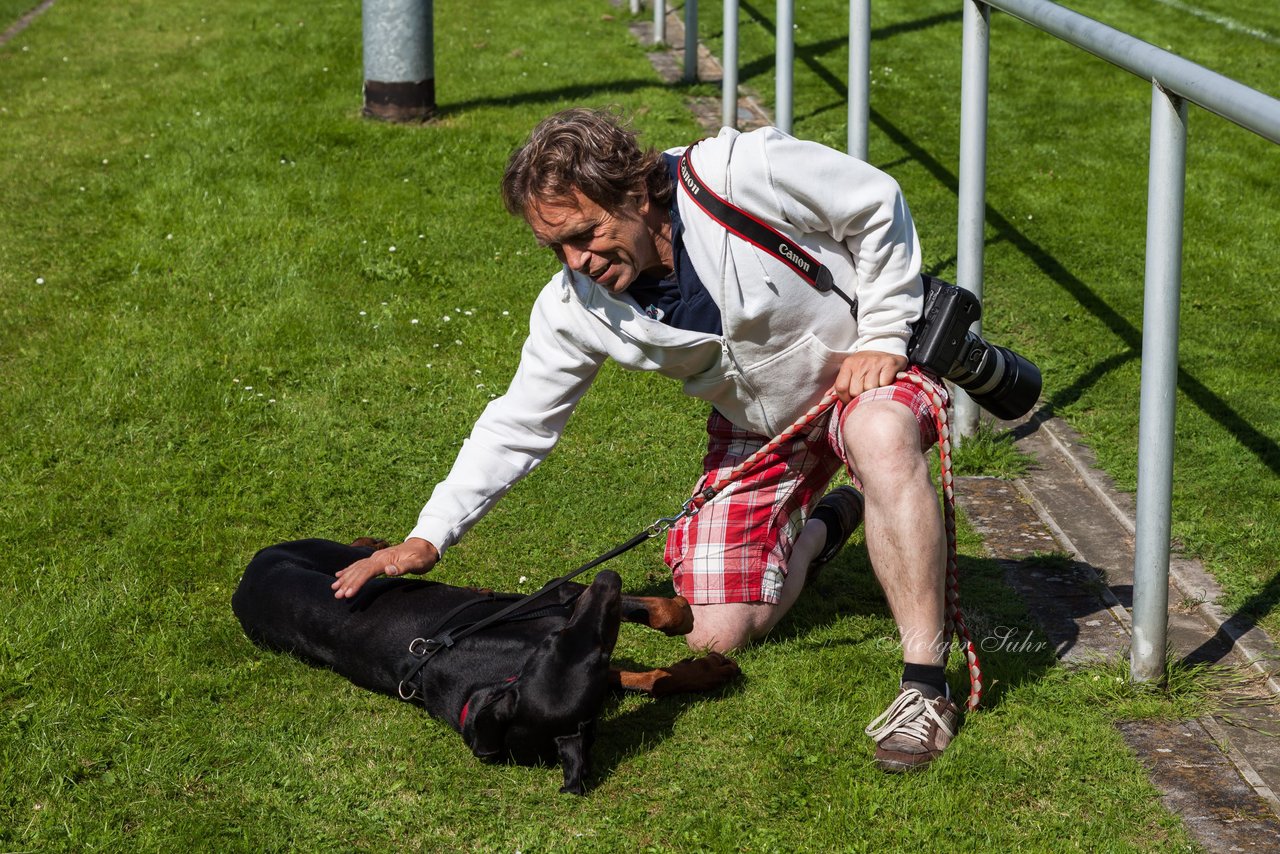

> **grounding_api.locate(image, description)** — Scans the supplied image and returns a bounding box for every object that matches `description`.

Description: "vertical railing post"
[684,0,699,83]
[1131,82,1188,685]
[362,0,436,122]
[776,0,794,133]
[631,0,642,15]
[654,0,666,45]
[723,0,740,128]
[847,0,871,159]
[954,0,990,441]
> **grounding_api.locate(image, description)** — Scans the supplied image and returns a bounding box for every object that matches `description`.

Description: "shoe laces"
[864,688,955,745]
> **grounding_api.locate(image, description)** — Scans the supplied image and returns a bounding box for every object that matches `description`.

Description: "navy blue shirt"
[626,154,723,336]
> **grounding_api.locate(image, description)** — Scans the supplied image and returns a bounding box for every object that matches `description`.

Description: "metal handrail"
[946,0,1277,685]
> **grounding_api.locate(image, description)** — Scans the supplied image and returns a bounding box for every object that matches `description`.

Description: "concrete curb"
[1011,410,1280,698]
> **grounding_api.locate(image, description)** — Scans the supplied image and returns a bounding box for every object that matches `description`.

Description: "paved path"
[0,0,55,48]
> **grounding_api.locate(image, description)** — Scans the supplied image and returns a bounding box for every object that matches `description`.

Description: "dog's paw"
[660,596,695,636]
[619,593,695,636]
[617,652,742,697]
[349,536,391,551]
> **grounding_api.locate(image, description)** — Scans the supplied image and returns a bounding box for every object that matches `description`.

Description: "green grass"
[1,0,1272,848]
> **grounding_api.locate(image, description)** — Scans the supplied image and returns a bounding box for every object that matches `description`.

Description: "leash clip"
[646,498,698,537]
[408,635,452,657]
[645,493,714,537]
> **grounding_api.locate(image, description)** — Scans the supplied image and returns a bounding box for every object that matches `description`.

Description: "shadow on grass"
[439,78,679,117]
[867,108,1280,480]
[590,668,746,788]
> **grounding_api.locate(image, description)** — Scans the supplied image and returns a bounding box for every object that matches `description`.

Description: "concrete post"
[363,0,435,122]
[684,0,699,83]
[654,0,666,44]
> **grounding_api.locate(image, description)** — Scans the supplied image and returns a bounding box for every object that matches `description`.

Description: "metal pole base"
[362,79,437,122]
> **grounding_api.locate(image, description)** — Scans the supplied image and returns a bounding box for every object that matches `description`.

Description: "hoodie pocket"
[738,333,850,434]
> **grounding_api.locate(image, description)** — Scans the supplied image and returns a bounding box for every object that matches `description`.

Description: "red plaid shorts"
[664,371,945,605]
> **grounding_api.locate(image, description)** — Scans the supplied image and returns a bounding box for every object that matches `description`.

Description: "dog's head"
[459,570,622,794]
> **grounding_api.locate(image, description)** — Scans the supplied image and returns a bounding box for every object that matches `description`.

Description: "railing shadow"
[436,77,674,117]
[1180,571,1280,670]
[871,104,1280,477]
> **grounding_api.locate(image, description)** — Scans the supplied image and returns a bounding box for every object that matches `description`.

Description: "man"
[332,108,957,772]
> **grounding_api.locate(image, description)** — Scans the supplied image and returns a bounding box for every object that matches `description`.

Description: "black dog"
[232,538,739,794]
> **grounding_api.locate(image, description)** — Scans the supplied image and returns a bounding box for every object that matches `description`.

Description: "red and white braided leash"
[686,374,983,711]
[900,371,984,711]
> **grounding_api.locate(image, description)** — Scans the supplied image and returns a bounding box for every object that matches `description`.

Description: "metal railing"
[685,0,1279,685]
[947,0,1279,685]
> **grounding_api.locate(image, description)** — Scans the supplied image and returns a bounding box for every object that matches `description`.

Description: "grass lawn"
[1,0,1272,849]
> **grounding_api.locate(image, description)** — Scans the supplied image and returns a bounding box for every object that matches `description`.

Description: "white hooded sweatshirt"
[409,126,924,555]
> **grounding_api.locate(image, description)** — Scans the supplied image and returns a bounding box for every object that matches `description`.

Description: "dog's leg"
[619,594,694,636]
[609,653,741,697]
[349,536,391,551]
[555,722,593,796]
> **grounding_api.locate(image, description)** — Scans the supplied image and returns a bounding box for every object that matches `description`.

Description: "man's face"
[525,188,664,295]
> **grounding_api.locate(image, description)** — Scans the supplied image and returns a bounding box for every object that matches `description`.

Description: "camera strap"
[677,147,859,316]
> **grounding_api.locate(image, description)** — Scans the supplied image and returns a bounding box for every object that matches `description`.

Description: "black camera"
[907,275,1042,421]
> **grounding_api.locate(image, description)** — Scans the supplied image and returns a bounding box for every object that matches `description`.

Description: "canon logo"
[778,242,812,273]
[679,160,700,195]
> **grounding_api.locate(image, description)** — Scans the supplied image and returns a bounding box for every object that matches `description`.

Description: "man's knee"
[684,602,774,653]
[685,624,750,654]
[842,401,926,478]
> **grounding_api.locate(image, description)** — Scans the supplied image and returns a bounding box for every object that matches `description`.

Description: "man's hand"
[834,350,909,402]
[332,537,440,599]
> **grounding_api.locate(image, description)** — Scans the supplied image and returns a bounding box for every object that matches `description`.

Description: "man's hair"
[501,107,674,217]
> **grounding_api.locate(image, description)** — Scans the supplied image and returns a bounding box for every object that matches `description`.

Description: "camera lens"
[947,335,1042,420]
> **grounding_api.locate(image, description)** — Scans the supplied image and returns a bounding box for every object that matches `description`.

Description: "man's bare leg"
[842,398,957,773]
[682,517,828,653]
[841,400,946,666]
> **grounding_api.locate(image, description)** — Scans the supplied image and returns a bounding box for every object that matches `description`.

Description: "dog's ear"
[556,719,594,795]
[460,685,518,761]
[562,570,622,656]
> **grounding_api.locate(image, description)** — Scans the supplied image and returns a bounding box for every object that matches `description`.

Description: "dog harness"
[397,595,574,704]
